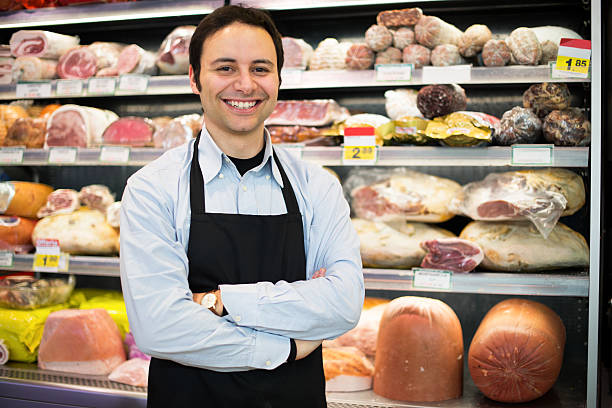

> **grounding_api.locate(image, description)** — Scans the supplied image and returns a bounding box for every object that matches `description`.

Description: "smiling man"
[119,5,364,408]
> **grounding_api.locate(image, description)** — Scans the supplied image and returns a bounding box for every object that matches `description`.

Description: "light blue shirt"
[119,128,364,372]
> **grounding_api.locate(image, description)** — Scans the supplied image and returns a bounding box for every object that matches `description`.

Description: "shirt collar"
[198,127,284,187]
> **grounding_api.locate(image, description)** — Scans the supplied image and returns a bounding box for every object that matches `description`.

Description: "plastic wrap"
[0,275,75,310]
[88,42,124,70]
[156,26,195,75]
[384,88,420,120]
[106,201,121,228]
[388,115,430,145]
[153,114,201,149]
[417,84,467,119]
[282,37,313,69]
[266,100,348,127]
[365,25,393,52]
[79,184,115,214]
[420,238,483,273]
[495,106,542,145]
[522,83,571,119]
[108,358,150,387]
[543,108,591,146]
[424,111,499,147]
[124,332,150,360]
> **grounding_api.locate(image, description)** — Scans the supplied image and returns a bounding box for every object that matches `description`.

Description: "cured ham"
[266,99,348,127]
[10,30,79,59]
[102,117,155,147]
[79,185,115,214]
[323,347,374,392]
[420,238,483,273]
[57,46,98,79]
[156,26,195,75]
[45,105,118,148]
[36,189,80,218]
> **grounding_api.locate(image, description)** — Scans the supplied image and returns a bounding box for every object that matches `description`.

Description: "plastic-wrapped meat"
[384,88,420,120]
[45,105,118,147]
[430,44,465,66]
[0,216,37,254]
[155,26,195,75]
[282,37,313,69]
[37,189,80,218]
[481,39,511,67]
[522,83,571,118]
[365,25,393,52]
[309,38,346,70]
[543,108,591,146]
[402,44,430,68]
[377,7,422,27]
[10,30,79,59]
[88,42,124,70]
[417,84,467,119]
[506,27,542,65]
[56,46,98,79]
[115,44,157,75]
[420,238,484,273]
[79,185,115,214]
[13,57,57,81]
[266,100,348,126]
[102,117,155,147]
[391,28,415,49]
[108,358,149,387]
[375,47,402,65]
[5,117,45,148]
[0,57,13,85]
[153,114,201,149]
[414,16,462,48]
[495,107,542,145]
[458,24,492,58]
[106,201,121,228]
[345,43,375,70]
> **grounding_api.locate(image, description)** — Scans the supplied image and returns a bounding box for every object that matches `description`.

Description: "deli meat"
[415,16,463,48]
[402,44,431,68]
[430,44,464,66]
[13,57,57,81]
[391,27,415,49]
[345,43,374,70]
[266,100,348,127]
[376,8,422,27]
[373,296,463,402]
[46,105,118,147]
[10,30,79,59]
[88,42,124,70]
[0,57,13,85]
[468,299,565,403]
[309,38,346,70]
[102,117,155,147]
[156,26,195,74]
[375,47,402,65]
[417,84,467,119]
[365,25,393,52]
[323,347,374,392]
[523,83,571,119]
[543,108,591,146]
[495,106,542,145]
[506,27,542,65]
[38,308,126,375]
[106,201,121,228]
[79,185,115,214]
[0,181,53,219]
[57,46,98,79]
[108,358,150,387]
[281,37,313,69]
[458,24,492,58]
[36,189,80,218]
[5,117,46,148]
[116,44,157,75]
[0,216,37,253]
[482,39,511,67]
[420,238,483,273]
[153,114,201,149]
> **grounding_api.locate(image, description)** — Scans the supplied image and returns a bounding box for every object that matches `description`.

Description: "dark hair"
[189,5,284,91]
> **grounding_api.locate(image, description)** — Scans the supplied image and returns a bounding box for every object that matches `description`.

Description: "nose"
[233,68,256,94]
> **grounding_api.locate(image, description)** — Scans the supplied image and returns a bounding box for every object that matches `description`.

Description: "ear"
[188,65,200,95]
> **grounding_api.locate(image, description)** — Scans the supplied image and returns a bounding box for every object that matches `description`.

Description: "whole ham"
[0,216,37,253]
[116,44,157,75]
[13,57,57,81]
[108,358,150,387]
[282,37,313,69]
[36,189,80,218]
[420,238,484,273]
[102,117,155,147]
[156,26,195,75]
[88,42,124,70]
[56,46,98,79]
[266,100,348,127]
[46,104,118,147]
[153,113,201,149]
[10,30,79,59]
[79,185,115,214]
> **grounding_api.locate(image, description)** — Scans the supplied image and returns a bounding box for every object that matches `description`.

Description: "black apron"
[147,135,326,407]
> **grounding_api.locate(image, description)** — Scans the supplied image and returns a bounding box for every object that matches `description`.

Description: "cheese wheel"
[0,181,53,219]
[468,299,566,403]
[373,296,463,402]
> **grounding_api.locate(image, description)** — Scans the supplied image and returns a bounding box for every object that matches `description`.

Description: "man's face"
[189,22,279,139]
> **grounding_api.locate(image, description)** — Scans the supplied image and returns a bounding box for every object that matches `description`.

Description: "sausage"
[376,8,422,27]
[495,106,542,145]
[392,27,415,49]
[431,44,465,66]
[543,108,591,146]
[345,43,375,70]
[415,16,462,48]
[402,44,431,68]
[506,27,542,65]
[481,39,511,67]
[522,82,571,118]
[375,47,402,65]
[458,24,492,58]
[365,25,393,52]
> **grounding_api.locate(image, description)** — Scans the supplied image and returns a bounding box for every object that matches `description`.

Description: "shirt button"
[242,186,247,192]
[219,173,224,179]
[266,175,270,180]
[235,315,242,322]
[266,360,271,367]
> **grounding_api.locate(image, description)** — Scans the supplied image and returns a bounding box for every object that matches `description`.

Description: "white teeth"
[227,100,257,109]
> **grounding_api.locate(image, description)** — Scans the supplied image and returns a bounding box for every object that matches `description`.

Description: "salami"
[282,37,313,69]
[375,47,402,65]
[88,42,124,70]
[430,44,465,66]
[376,8,422,27]
[506,27,542,65]
[37,189,80,218]
[156,26,195,75]
[415,16,462,48]
[417,84,467,119]
[56,46,98,79]
[309,38,346,70]
[391,27,415,50]
[10,30,79,59]
[402,44,431,68]
[365,25,393,52]
[522,83,571,118]
[482,39,511,67]
[13,57,57,81]
[345,43,375,70]
[458,24,492,58]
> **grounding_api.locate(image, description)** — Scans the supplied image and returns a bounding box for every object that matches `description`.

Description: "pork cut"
[331,302,388,357]
[420,238,483,273]
[102,116,155,147]
[45,104,118,147]
[79,185,115,214]
[13,56,57,81]
[57,46,98,79]
[116,44,157,75]
[88,42,124,70]
[36,189,80,218]
[153,114,201,149]
[266,99,348,127]
[10,30,79,59]
[108,358,149,387]
[156,26,195,75]
[282,37,313,69]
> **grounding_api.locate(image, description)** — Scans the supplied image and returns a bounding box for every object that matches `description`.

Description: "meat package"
[414,16,463,48]
[543,108,591,146]
[482,39,512,67]
[0,216,37,253]
[424,111,499,147]
[430,44,465,67]
[469,299,565,402]
[0,57,13,85]
[32,209,120,255]
[106,201,121,228]
[345,168,462,223]
[97,44,157,77]
[268,126,326,144]
[391,28,414,49]
[523,83,571,119]
[373,296,463,402]
[46,104,118,147]
[376,46,402,65]
[56,46,98,79]
[0,181,53,219]
[153,113,201,149]
[342,114,394,146]
[402,44,431,68]
[79,184,115,214]
[5,117,46,148]
[108,358,150,387]
[352,218,454,269]
[323,347,374,392]
[282,37,313,69]
[266,100,348,127]
[0,275,74,309]
[417,84,467,119]
[495,106,542,145]
[460,221,589,272]
[13,57,57,81]
[102,117,155,147]
[37,189,80,218]
[10,30,79,59]
[309,38,347,70]
[420,238,484,273]
[38,308,126,375]
[451,168,585,238]
[156,26,195,75]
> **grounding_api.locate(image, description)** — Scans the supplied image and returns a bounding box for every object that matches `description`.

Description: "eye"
[216,66,233,72]
[253,66,271,74]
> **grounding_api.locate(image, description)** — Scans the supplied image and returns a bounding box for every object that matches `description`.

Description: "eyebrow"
[211,58,274,66]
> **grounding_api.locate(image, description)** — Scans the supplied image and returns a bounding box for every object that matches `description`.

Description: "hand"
[311,267,326,279]
[295,339,323,360]
[192,290,224,316]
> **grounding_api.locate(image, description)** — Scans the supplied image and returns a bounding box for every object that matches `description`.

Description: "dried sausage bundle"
[495,106,542,145]
[417,84,467,119]
[415,16,462,49]
[523,82,571,118]
[543,108,591,146]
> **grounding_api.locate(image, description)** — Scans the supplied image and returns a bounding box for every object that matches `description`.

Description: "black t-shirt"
[228,142,266,176]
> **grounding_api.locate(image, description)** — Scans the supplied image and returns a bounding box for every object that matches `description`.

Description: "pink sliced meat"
[36,189,80,218]
[46,109,88,147]
[420,238,484,273]
[78,185,115,214]
[102,117,155,147]
[476,200,522,218]
[352,185,423,219]
[266,100,348,127]
[116,45,141,74]
[10,31,79,59]
[57,46,98,79]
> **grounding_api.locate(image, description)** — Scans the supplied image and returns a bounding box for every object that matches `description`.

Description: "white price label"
[16,82,52,98]
[56,79,83,96]
[375,63,413,81]
[511,144,553,165]
[422,65,471,84]
[281,143,304,160]
[0,251,13,267]
[412,268,452,290]
[0,147,24,164]
[48,147,77,164]
[99,146,130,163]
[118,74,149,92]
[280,68,303,86]
[88,77,116,95]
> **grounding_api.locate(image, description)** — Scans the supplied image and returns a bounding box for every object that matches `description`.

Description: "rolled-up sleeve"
[220,167,364,340]
[120,171,290,371]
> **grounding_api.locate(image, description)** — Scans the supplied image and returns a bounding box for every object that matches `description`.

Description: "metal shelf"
[0,146,589,167]
[0,0,222,29]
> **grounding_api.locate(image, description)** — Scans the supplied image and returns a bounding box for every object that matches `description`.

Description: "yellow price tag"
[33,254,60,268]
[343,146,377,161]
[555,55,590,75]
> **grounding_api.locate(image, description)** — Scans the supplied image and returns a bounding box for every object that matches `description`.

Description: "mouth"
[223,99,262,112]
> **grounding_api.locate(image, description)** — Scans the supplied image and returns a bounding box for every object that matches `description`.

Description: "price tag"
[554,38,591,79]
[375,63,413,81]
[99,146,130,163]
[280,68,303,86]
[0,251,13,267]
[422,65,471,83]
[0,147,24,164]
[342,127,378,165]
[118,74,149,92]
[282,143,304,160]
[16,82,52,98]
[48,147,77,164]
[87,77,116,95]
[511,144,553,165]
[33,238,60,272]
[412,268,453,290]
[56,79,83,96]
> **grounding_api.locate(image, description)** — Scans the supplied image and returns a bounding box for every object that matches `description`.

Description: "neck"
[204,121,265,159]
